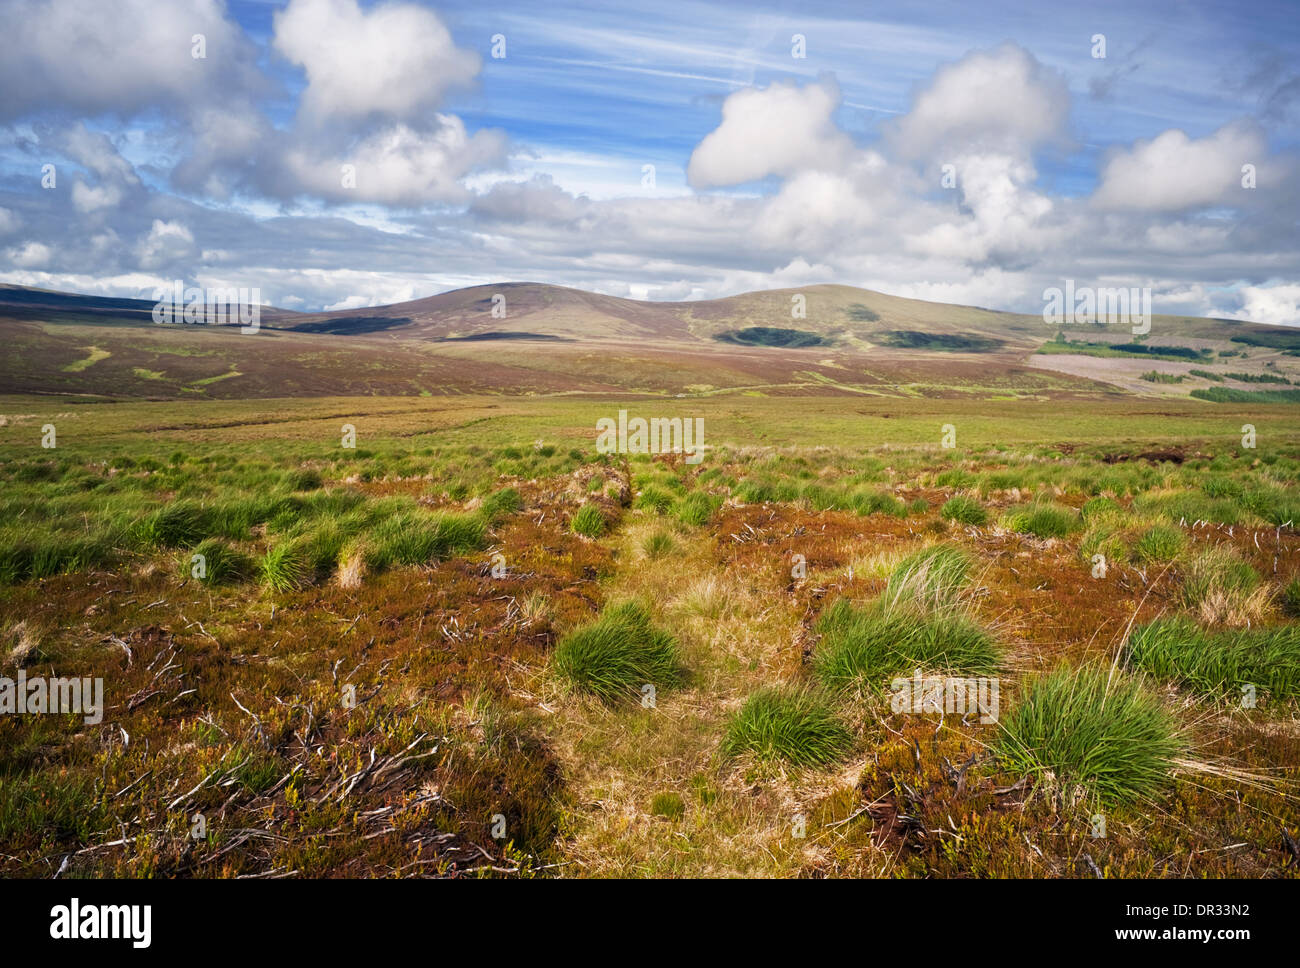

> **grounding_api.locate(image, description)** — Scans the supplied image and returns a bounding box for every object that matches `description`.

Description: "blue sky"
[0,0,1297,321]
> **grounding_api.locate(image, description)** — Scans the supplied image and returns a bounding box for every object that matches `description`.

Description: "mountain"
[0,282,1295,401]
[272,281,1044,346]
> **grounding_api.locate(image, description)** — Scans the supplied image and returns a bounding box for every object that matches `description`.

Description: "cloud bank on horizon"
[0,0,1297,323]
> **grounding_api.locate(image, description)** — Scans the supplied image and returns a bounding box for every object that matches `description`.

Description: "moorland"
[1,282,1298,878]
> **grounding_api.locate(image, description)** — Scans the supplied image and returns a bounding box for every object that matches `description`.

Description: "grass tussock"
[367,511,486,570]
[187,537,253,586]
[570,502,607,538]
[720,684,853,767]
[633,485,675,514]
[998,502,1080,540]
[996,665,1182,805]
[550,601,684,703]
[260,540,312,592]
[640,530,676,560]
[1128,617,1300,704]
[1180,547,1268,625]
[1285,577,1300,617]
[1133,524,1185,563]
[881,543,974,612]
[674,491,718,527]
[480,486,523,519]
[814,598,999,687]
[815,543,998,687]
[939,495,988,526]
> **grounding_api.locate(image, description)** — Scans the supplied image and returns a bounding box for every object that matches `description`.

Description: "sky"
[0,0,1297,322]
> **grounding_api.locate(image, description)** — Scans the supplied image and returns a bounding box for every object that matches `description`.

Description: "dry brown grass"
[4,620,39,667]
[537,516,874,876]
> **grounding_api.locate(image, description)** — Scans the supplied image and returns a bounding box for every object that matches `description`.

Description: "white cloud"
[7,242,52,267]
[887,43,1070,158]
[135,220,196,270]
[906,154,1053,263]
[1229,284,1300,326]
[751,161,882,250]
[284,119,507,205]
[1092,121,1268,211]
[72,181,123,214]
[0,0,262,121]
[687,78,853,188]
[273,0,480,126]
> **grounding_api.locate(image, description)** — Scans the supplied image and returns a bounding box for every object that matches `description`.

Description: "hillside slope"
[0,282,1295,401]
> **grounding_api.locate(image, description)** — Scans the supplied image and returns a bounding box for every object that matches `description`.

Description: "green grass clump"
[134,500,213,548]
[0,541,34,584]
[649,792,685,820]
[720,684,852,767]
[935,469,977,488]
[999,503,1080,539]
[851,490,906,517]
[641,530,676,559]
[1133,524,1185,563]
[995,665,1182,805]
[481,487,523,519]
[1133,490,1245,526]
[1128,617,1300,703]
[1180,548,1260,613]
[550,601,683,702]
[261,540,312,592]
[814,598,999,687]
[368,511,486,569]
[882,543,974,611]
[733,478,799,505]
[1079,523,1129,566]
[570,503,607,538]
[633,485,675,514]
[939,495,987,526]
[1081,496,1124,524]
[1201,476,1242,498]
[674,491,717,527]
[187,538,253,586]
[0,531,116,583]
[1242,488,1300,527]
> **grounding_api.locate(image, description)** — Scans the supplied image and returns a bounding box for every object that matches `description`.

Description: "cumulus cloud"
[6,241,52,267]
[887,42,1070,159]
[135,220,196,271]
[0,0,263,121]
[273,0,480,127]
[687,77,853,188]
[283,118,506,206]
[212,0,507,206]
[470,175,594,225]
[906,154,1054,264]
[1227,284,1300,326]
[1092,121,1269,211]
